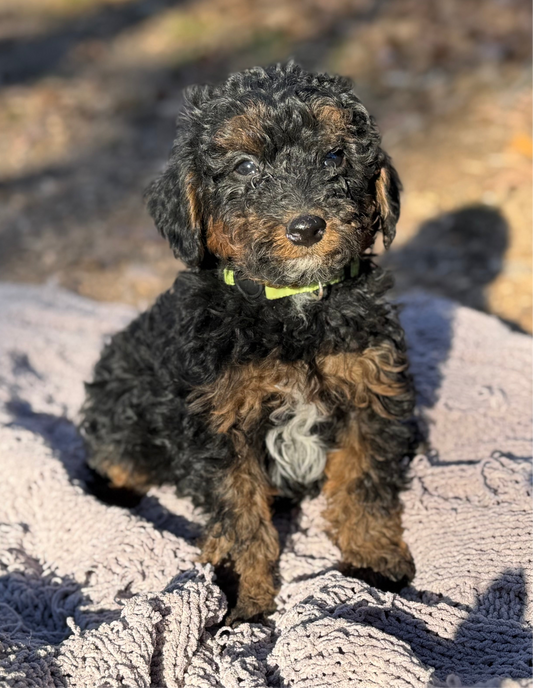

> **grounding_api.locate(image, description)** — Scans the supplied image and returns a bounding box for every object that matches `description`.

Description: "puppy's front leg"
[322,412,415,589]
[199,440,279,623]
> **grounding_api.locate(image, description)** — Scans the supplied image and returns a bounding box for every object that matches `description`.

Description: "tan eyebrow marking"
[214,103,267,156]
[312,104,350,136]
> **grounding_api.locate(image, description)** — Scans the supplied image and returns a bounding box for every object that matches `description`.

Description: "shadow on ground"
[388,204,513,416]
[383,204,515,322]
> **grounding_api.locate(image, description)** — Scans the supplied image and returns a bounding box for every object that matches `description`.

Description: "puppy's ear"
[374,158,401,250]
[145,134,204,268]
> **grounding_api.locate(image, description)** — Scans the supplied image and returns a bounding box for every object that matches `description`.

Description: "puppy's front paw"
[341,540,415,592]
[225,593,277,626]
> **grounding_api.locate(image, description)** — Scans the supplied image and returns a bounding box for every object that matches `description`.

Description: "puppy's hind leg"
[80,375,157,506]
[82,444,152,508]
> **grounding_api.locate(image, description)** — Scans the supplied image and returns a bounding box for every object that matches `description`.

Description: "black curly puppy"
[81,62,417,623]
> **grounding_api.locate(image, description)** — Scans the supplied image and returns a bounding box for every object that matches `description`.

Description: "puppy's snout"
[286,215,326,247]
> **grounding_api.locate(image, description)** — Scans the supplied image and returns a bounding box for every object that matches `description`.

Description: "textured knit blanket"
[0,283,531,688]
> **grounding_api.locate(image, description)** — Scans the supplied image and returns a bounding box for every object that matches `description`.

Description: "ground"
[0,0,531,331]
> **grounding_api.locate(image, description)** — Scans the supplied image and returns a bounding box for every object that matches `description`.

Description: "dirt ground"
[0,0,531,331]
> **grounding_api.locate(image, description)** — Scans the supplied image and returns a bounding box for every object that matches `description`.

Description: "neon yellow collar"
[223,258,359,300]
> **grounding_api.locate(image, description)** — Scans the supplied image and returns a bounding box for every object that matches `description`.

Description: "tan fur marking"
[103,463,151,492]
[315,218,346,255]
[317,343,410,419]
[199,439,279,620]
[192,343,409,437]
[322,420,414,579]
[206,213,287,263]
[270,229,311,261]
[318,342,414,580]
[192,355,315,616]
[375,166,391,222]
[185,172,202,228]
[270,215,344,263]
[313,104,350,137]
[205,209,354,272]
[205,217,239,259]
[214,105,267,156]
[191,356,312,434]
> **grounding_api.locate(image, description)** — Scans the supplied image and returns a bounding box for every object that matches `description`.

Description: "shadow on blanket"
[1,566,530,680]
[0,568,122,646]
[5,397,201,543]
[416,567,533,679]
[314,568,532,681]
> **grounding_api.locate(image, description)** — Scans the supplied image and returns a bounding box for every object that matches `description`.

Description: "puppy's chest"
[198,352,361,494]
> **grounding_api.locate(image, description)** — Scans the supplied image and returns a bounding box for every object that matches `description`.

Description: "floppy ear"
[145,134,204,268]
[374,158,401,250]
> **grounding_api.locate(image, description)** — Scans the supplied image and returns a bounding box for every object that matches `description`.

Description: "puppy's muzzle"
[286,215,326,247]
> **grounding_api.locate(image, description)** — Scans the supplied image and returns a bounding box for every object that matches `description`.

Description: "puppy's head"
[146,62,400,286]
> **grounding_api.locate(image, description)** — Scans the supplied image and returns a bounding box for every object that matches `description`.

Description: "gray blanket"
[0,283,531,688]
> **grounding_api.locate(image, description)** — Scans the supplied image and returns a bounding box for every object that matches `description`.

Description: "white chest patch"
[265,398,329,489]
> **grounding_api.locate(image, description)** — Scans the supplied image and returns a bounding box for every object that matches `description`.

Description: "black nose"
[286,215,326,247]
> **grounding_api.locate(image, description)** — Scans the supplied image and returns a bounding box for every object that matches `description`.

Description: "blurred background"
[0,0,531,331]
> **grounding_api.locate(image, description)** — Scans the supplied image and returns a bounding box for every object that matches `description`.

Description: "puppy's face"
[147,64,400,287]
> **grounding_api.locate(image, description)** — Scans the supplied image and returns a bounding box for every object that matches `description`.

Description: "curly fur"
[80,62,417,622]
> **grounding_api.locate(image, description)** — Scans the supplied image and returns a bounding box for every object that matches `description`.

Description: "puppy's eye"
[235,160,259,176]
[323,150,344,169]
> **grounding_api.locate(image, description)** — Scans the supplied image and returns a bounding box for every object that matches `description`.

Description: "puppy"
[81,62,416,623]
